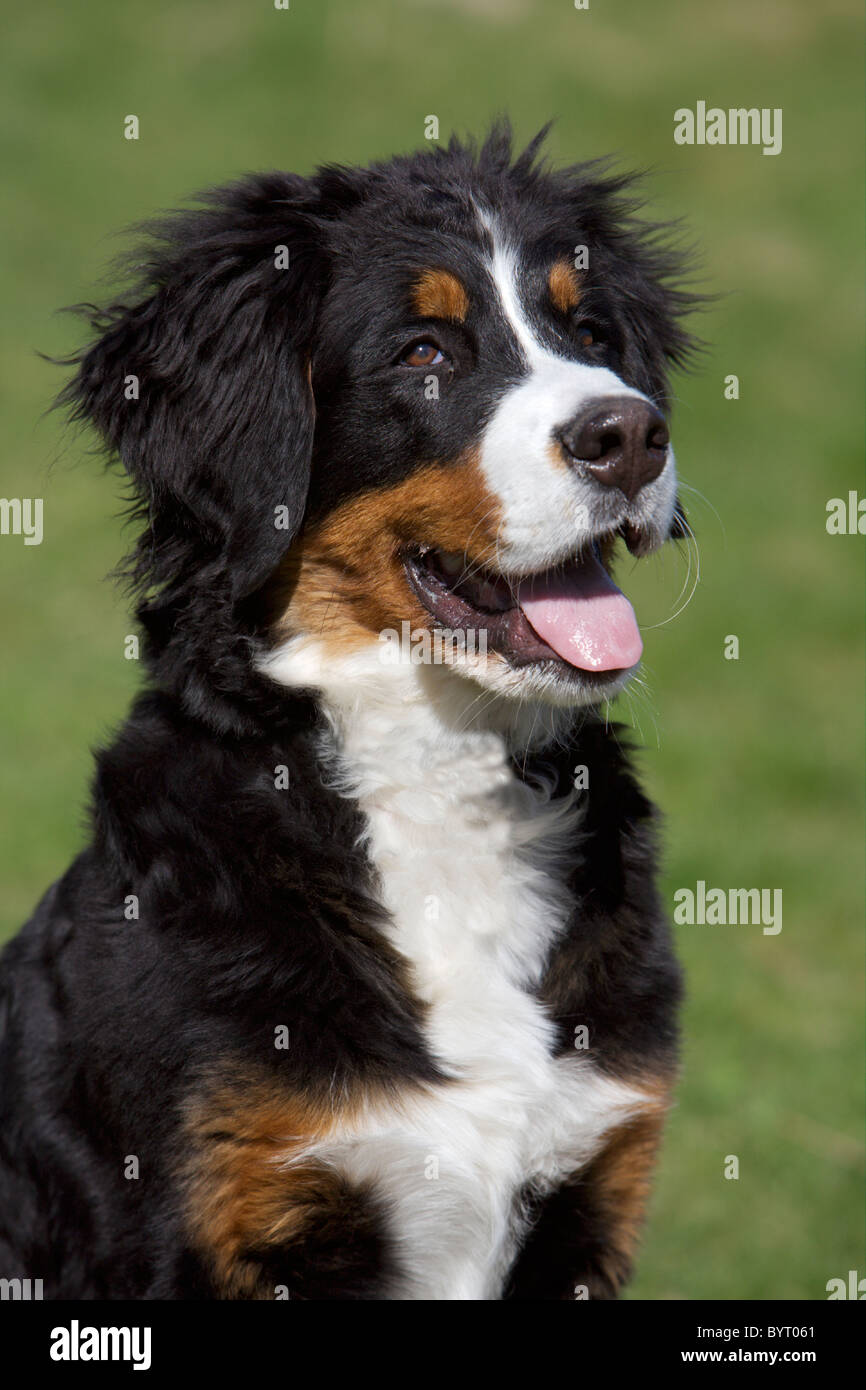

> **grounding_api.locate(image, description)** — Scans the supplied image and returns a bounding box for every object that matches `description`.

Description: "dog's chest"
[320,703,645,1299]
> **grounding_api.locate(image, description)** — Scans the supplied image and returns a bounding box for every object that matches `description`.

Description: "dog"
[0,125,693,1300]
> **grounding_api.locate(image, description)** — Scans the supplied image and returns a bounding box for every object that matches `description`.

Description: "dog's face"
[64,129,694,719]
[295,177,686,709]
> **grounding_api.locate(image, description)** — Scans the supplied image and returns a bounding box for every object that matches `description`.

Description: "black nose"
[557,397,670,501]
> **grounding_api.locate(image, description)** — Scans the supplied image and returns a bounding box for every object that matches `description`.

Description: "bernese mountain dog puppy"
[0,125,695,1301]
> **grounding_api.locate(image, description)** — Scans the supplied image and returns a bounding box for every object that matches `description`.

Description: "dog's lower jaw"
[438,641,638,712]
[258,629,636,743]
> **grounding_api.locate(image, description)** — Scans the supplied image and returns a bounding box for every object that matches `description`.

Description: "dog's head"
[63,126,696,727]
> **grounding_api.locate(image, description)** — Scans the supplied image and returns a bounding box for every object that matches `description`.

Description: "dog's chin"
[401,533,648,710]
[418,638,637,710]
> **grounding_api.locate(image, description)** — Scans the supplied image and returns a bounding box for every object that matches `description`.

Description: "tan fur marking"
[270,451,501,651]
[180,1076,423,1297]
[581,1083,673,1294]
[547,438,573,475]
[548,257,582,314]
[183,1077,349,1297]
[411,267,470,322]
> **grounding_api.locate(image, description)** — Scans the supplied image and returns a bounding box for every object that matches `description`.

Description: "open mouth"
[403,527,647,682]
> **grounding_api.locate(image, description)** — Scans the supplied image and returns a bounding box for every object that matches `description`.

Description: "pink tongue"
[517,555,643,672]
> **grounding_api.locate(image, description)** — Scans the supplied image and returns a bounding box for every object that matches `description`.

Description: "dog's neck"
[260,638,583,1009]
[258,633,578,756]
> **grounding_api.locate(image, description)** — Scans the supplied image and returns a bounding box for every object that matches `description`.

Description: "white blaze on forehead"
[476,203,593,371]
[485,237,542,365]
[475,209,675,573]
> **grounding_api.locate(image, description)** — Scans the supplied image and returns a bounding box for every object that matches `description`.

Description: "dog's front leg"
[504,1106,669,1301]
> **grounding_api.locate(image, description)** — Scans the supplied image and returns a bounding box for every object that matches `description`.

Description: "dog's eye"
[402,341,447,367]
[574,321,604,349]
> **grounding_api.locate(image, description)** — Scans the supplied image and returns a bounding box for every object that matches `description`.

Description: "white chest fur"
[262,645,651,1299]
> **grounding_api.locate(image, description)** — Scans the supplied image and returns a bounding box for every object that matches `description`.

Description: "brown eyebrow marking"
[548,257,582,314]
[411,268,470,322]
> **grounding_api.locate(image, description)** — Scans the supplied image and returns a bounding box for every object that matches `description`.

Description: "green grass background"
[0,0,862,1300]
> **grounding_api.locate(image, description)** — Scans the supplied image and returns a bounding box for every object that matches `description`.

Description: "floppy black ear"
[63,173,325,602]
[58,174,330,730]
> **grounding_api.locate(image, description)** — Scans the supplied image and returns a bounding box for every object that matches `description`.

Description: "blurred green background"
[0,0,862,1300]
